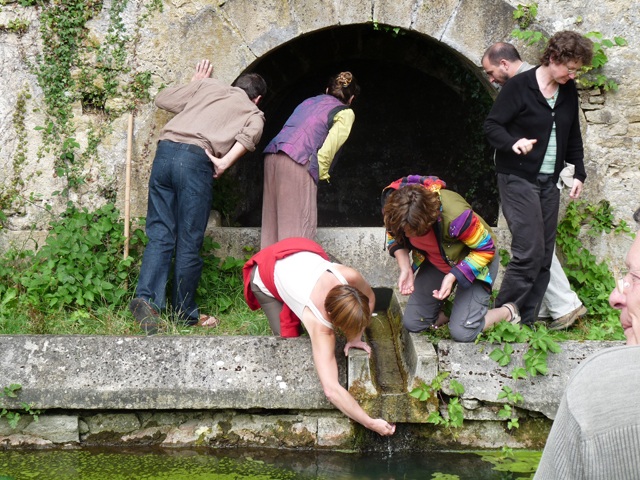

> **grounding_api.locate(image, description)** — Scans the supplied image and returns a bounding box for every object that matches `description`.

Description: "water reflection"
[0,447,539,480]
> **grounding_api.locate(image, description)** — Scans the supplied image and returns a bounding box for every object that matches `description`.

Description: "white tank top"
[253,252,348,329]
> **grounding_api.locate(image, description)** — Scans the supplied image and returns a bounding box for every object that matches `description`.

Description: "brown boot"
[548,305,587,331]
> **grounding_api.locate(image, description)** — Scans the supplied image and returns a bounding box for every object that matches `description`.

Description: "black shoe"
[129,298,159,335]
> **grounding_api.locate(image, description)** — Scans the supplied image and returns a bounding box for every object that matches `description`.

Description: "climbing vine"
[556,200,631,340]
[6,0,163,202]
[511,2,627,91]
[0,89,31,221]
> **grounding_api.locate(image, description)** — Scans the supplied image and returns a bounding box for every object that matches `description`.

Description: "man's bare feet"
[191,59,213,81]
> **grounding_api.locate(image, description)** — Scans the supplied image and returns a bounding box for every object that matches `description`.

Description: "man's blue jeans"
[135,140,214,323]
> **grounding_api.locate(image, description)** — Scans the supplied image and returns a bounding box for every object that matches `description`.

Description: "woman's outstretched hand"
[369,419,396,436]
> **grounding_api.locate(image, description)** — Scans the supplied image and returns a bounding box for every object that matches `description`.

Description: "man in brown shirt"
[130,60,266,334]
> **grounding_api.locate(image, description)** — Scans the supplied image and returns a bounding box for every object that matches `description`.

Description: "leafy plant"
[498,248,511,267]
[129,71,154,103]
[496,200,628,342]
[0,384,42,429]
[479,322,560,433]
[197,238,252,315]
[486,324,559,377]
[410,372,466,434]
[489,342,514,367]
[556,200,629,341]
[0,18,30,35]
[15,204,144,311]
[513,2,538,30]
[371,21,405,38]
[0,202,266,336]
[581,32,628,91]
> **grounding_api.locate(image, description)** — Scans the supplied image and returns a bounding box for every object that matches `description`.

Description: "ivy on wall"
[511,2,627,91]
[2,0,163,218]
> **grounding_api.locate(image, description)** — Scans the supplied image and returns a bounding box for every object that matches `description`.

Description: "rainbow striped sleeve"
[449,210,495,286]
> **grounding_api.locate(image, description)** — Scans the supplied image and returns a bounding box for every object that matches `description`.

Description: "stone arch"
[136,0,524,227]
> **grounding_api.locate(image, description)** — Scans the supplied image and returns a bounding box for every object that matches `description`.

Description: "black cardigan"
[484,66,586,184]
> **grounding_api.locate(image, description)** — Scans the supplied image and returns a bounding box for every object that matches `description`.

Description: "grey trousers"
[495,173,560,324]
[249,265,283,335]
[403,256,500,343]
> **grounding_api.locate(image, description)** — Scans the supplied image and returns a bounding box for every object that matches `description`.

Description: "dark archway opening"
[219,24,498,228]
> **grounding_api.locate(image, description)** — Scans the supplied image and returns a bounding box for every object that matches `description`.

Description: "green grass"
[0,300,271,337]
[0,204,625,342]
[0,206,271,337]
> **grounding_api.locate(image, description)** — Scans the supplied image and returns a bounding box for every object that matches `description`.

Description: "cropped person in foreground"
[242,237,396,436]
[534,207,640,479]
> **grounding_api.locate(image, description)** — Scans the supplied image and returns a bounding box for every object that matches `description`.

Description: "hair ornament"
[337,72,352,87]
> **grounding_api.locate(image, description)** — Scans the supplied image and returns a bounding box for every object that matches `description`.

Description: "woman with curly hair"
[382,176,519,343]
[484,31,593,325]
[261,72,360,249]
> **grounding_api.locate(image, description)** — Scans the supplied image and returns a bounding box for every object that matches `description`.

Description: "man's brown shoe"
[548,305,587,331]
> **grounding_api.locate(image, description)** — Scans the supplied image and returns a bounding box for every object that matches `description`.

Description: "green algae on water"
[0,448,311,480]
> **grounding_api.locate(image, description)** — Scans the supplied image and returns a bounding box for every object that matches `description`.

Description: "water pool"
[0,447,540,479]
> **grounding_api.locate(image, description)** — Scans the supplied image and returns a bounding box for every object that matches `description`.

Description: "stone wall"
[0,318,623,451]
[1,0,638,266]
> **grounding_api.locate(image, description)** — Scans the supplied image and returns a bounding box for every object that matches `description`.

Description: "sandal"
[503,302,521,325]
[198,314,220,328]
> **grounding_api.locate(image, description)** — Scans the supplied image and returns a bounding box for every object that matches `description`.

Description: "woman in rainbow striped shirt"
[382,175,519,342]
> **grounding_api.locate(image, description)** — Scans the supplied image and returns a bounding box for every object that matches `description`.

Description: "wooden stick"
[124,112,133,259]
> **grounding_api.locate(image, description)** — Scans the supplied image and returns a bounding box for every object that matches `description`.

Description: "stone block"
[437,0,517,63]
[84,413,141,434]
[404,332,438,389]
[0,335,337,411]
[347,349,376,396]
[22,415,79,444]
[317,416,353,447]
[438,340,623,419]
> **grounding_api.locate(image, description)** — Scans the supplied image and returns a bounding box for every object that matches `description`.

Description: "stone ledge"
[0,335,341,411]
[0,333,623,420]
[0,332,623,449]
[438,339,623,420]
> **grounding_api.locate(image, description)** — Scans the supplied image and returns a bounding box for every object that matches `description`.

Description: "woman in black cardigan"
[484,31,593,325]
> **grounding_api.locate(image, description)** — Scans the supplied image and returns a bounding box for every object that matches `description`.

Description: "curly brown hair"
[540,30,593,67]
[383,184,441,239]
[324,284,371,339]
